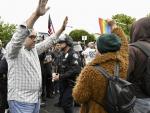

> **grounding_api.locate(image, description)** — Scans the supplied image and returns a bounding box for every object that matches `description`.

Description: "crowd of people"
[0,0,150,113]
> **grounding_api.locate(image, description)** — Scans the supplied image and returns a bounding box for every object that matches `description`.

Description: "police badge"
[73,53,78,59]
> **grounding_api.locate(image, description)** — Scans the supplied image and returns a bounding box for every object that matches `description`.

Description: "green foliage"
[69,29,95,45]
[112,14,136,36]
[0,17,16,46]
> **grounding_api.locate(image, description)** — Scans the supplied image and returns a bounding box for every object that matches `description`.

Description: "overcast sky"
[0,0,150,34]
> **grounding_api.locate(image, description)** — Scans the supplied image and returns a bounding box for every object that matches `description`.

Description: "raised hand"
[107,19,117,30]
[26,0,50,28]
[61,16,68,31]
[55,16,68,37]
[36,0,50,16]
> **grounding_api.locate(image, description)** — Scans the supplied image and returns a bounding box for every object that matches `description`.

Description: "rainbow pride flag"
[98,18,111,34]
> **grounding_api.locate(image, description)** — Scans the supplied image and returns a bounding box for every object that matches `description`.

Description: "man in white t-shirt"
[82,42,96,64]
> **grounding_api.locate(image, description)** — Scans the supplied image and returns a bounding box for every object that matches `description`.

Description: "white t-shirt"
[82,48,96,64]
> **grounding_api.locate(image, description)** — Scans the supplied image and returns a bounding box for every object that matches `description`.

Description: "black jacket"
[59,48,81,86]
[128,17,150,97]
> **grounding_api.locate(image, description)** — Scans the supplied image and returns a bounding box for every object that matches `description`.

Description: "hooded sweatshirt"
[128,17,150,97]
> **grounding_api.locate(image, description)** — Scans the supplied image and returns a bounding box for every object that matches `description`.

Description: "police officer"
[52,34,81,113]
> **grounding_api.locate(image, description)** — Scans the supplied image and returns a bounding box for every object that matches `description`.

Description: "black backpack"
[94,62,136,113]
[130,41,150,96]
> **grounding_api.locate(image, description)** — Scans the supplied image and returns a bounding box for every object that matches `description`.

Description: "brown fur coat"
[72,28,129,113]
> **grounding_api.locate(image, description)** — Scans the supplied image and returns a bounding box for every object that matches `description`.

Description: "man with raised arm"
[5,0,68,113]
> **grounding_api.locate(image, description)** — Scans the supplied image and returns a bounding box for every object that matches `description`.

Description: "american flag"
[48,14,55,35]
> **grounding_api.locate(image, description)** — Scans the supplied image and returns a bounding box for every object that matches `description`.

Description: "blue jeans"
[8,100,40,113]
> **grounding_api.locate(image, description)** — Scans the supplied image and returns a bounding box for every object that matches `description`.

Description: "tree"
[69,29,95,45]
[0,17,16,46]
[112,14,136,37]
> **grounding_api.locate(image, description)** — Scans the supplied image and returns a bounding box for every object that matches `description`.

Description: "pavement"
[40,94,80,113]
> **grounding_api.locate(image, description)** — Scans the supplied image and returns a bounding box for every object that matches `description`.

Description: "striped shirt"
[5,24,57,103]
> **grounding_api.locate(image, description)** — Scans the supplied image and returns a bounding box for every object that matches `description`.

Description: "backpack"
[130,41,150,96]
[94,62,136,113]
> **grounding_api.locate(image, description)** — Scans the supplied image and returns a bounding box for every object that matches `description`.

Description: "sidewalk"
[40,95,80,113]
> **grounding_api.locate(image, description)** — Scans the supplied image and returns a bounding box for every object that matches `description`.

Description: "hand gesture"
[55,16,68,37]
[36,0,50,16]
[107,19,117,30]
[61,16,68,31]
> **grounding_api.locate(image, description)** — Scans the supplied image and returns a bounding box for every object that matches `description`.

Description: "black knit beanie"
[96,33,121,54]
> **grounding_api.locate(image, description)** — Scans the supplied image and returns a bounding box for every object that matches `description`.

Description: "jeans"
[8,100,40,113]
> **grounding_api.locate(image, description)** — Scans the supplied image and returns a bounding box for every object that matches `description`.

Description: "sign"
[82,36,87,40]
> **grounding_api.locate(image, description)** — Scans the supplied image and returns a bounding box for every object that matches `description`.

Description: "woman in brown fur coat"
[72,21,129,113]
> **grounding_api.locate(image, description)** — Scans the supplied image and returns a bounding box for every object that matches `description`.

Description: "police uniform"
[59,48,81,113]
